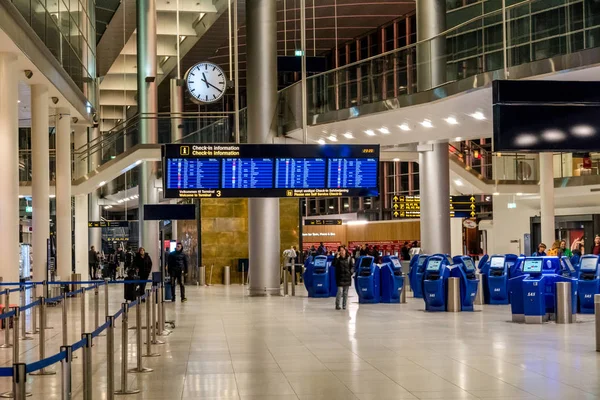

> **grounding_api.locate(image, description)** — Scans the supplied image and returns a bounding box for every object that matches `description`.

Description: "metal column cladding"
[416,0,446,92]
[246,0,280,296]
[137,0,160,268]
[419,142,451,255]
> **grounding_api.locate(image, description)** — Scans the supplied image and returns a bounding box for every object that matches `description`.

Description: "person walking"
[333,247,353,310]
[133,247,153,297]
[168,242,189,302]
[88,246,99,280]
[116,246,125,279]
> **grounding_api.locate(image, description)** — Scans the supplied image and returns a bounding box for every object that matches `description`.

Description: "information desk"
[163,144,379,198]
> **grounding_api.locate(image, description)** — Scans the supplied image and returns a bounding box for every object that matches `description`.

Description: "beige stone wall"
[178,198,299,284]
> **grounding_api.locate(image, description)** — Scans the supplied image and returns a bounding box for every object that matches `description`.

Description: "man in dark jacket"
[88,246,99,280]
[133,247,153,296]
[333,247,353,310]
[167,242,189,302]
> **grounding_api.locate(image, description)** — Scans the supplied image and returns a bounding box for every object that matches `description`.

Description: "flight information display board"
[163,144,379,199]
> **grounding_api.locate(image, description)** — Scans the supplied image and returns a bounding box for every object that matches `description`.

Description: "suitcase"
[124,269,138,302]
[164,278,173,301]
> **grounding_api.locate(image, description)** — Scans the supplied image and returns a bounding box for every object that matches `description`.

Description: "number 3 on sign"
[216,190,222,197]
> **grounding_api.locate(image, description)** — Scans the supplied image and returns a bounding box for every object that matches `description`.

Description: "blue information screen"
[523,259,543,273]
[165,158,220,190]
[222,158,273,189]
[163,144,380,199]
[275,158,326,188]
[427,259,441,271]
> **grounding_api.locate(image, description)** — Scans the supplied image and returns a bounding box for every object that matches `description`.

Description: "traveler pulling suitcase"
[124,268,138,302]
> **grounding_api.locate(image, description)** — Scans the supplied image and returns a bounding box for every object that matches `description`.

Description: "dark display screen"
[427,259,441,271]
[360,257,373,268]
[523,259,543,273]
[463,258,475,272]
[163,144,379,198]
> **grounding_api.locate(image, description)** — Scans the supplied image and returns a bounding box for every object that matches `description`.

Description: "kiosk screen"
[360,257,373,268]
[463,258,475,272]
[391,258,402,269]
[490,257,505,269]
[314,258,327,267]
[417,256,426,267]
[446,256,453,265]
[562,258,575,273]
[580,257,598,271]
[426,259,442,271]
[523,259,543,273]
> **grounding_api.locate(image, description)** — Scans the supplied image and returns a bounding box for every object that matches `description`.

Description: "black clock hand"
[201,73,209,88]
[206,81,223,93]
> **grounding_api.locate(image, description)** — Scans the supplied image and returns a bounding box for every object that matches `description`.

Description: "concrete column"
[539,153,555,246]
[137,0,160,268]
[89,125,101,251]
[0,53,20,291]
[73,127,88,277]
[419,142,451,254]
[170,78,183,142]
[247,0,280,296]
[55,108,72,280]
[450,218,463,256]
[416,0,446,91]
[31,84,50,288]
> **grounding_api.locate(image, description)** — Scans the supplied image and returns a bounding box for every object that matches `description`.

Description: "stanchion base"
[157,330,171,337]
[0,344,13,349]
[142,353,160,357]
[115,389,140,395]
[128,367,153,373]
[148,340,165,345]
[0,391,32,398]
[30,369,56,376]
[19,336,34,341]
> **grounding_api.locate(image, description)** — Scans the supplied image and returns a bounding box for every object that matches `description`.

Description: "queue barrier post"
[60,346,72,400]
[80,289,86,337]
[143,290,159,358]
[106,316,115,400]
[129,296,153,373]
[82,333,92,400]
[150,289,164,345]
[12,364,26,400]
[0,289,12,349]
[19,290,31,342]
[30,284,38,334]
[115,303,139,395]
[30,297,56,376]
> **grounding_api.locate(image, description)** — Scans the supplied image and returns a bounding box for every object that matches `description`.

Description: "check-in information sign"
[162,144,379,199]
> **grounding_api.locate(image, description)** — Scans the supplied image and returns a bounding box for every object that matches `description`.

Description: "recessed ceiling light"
[516,192,523,196]
[493,192,500,196]
[471,111,486,120]
[454,179,464,186]
[393,158,400,162]
[399,123,410,131]
[455,137,463,141]
[445,116,458,125]
[17,100,21,103]
[329,205,334,209]
[378,127,390,134]
[420,119,433,128]
[328,135,338,142]
[343,132,354,139]
[365,130,375,136]
[49,194,56,198]
[317,139,326,145]
[571,125,596,137]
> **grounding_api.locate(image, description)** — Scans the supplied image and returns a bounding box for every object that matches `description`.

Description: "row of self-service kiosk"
[303,255,405,304]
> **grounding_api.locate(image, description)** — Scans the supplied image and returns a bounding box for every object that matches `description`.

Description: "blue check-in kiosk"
[354,256,380,304]
[411,255,429,299]
[451,256,479,311]
[311,255,331,298]
[380,255,404,303]
[422,255,452,311]
[486,254,518,304]
[327,255,338,297]
[303,256,315,296]
[559,256,577,278]
[577,255,600,314]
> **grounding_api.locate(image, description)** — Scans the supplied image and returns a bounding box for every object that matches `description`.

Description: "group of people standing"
[534,235,600,257]
[88,243,189,302]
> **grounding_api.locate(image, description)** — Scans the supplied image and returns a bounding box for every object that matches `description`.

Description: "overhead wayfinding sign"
[163,144,380,199]
[88,221,129,228]
[304,219,343,226]
[392,195,479,218]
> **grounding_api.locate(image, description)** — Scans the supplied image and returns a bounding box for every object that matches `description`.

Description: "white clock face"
[186,62,227,103]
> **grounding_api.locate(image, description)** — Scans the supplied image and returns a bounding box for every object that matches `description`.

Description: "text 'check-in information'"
[162,144,380,199]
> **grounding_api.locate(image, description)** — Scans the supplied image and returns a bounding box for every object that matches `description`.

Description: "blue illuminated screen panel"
[580,257,598,271]
[490,257,505,268]
[523,259,543,273]
[463,258,475,272]
[391,258,401,269]
[314,257,327,267]
[562,257,575,273]
[417,256,427,266]
[163,144,379,199]
[426,259,442,271]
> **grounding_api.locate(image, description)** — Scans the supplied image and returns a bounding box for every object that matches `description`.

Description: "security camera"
[51,97,59,104]
[71,117,78,124]
[24,70,33,79]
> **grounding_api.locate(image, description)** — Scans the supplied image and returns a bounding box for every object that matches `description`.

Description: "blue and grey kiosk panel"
[578,255,600,314]
[422,256,449,312]
[311,256,330,298]
[488,256,509,304]
[412,255,428,299]
[355,256,380,304]
[450,256,479,311]
[380,255,404,303]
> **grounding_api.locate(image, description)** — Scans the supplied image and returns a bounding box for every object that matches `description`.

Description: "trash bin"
[224,266,231,285]
[71,273,81,295]
[474,273,484,306]
[447,277,461,312]
[199,266,206,286]
[556,281,574,324]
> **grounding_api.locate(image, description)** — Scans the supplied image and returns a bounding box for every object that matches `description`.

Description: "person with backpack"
[133,247,153,297]
[167,242,189,302]
[547,240,561,257]
[124,248,134,273]
[88,246,99,280]
[333,247,353,310]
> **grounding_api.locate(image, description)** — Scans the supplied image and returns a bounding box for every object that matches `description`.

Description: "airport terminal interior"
[2,0,600,398]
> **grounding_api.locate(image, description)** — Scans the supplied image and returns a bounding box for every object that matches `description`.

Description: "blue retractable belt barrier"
[72,337,88,353]
[0,368,12,377]
[26,351,67,373]
[113,308,123,320]
[20,300,41,312]
[92,320,110,338]
[0,310,16,320]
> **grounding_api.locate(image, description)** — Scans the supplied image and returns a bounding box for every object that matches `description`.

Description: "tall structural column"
[55,108,72,280]
[539,153,555,246]
[246,0,280,296]
[416,0,450,254]
[137,0,160,268]
[0,53,20,292]
[73,127,89,277]
[88,125,101,252]
[418,143,451,254]
[170,79,184,241]
[31,85,50,289]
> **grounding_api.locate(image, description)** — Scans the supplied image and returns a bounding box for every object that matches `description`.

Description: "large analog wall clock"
[185,62,227,103]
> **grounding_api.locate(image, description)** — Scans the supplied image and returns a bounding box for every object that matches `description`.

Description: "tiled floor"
[0,284,598,399]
